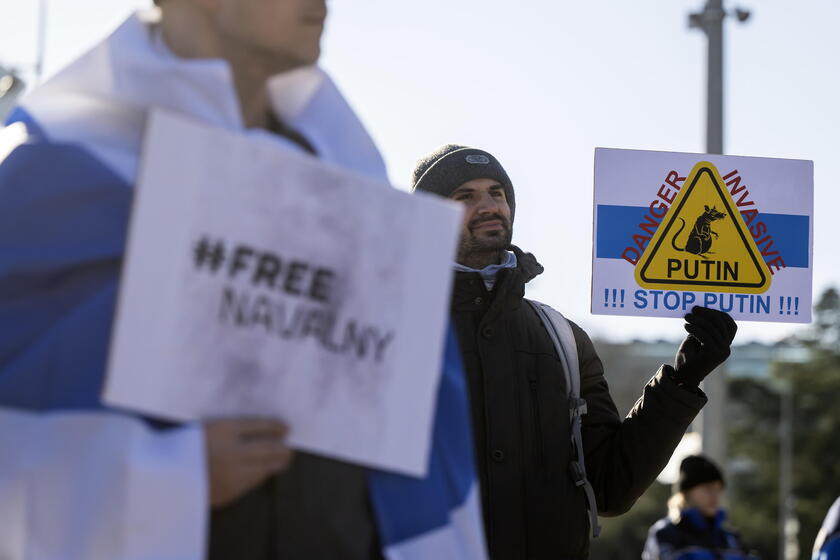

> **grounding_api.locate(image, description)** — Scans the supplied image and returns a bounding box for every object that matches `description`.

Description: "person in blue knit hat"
[643,455,760,560]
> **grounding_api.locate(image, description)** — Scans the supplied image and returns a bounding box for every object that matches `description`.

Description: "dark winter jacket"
[643,508,759,560]
[208,453,382,560]
[451,246,708,559]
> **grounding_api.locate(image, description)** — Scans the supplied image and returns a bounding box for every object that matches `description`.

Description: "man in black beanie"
[411,145,739,559]
[644,455,759,559]
[412,144,516,270]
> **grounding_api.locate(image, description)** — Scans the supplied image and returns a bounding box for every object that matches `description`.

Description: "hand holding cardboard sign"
[673,306,738,387]
[204,418,294,508]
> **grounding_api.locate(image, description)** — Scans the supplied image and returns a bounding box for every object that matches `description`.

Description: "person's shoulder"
[522,300,591,349]
[1,112,127,191]
[824,496,840,535]
[559,317,600,366]
[651,516,678,536]
[1,111,38,167]
[522,300,597,360]
[721,525,747,547]
[643,517,681,556]
[822,533,840,558]
[643,517,678,560]
[565,318,591,342]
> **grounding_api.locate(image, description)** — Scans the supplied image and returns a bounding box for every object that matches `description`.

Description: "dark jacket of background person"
[450,245,707,560]
[643,508,759,560]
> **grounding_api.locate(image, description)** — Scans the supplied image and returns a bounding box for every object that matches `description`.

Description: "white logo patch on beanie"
[465,154,490,164]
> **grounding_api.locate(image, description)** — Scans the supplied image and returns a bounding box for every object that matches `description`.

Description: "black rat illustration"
[671,205,726,256]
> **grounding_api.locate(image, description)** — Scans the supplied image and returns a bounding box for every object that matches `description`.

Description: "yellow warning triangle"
[635,161,771,294]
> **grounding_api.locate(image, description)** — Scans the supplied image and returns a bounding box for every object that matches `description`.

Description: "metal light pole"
[687,0,750,469]
[689,1,751,154]
[778,382,799,560]
[691,0,725,155]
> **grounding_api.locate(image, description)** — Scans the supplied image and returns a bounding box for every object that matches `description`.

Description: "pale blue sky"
[1,0,837,343]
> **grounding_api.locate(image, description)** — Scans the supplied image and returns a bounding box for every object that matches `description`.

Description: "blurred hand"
[673,306,738,387]
[204,418,293,508]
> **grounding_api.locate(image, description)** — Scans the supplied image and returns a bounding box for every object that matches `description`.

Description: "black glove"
[672,306,737,387]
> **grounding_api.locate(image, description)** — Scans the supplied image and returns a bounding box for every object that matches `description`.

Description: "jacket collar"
[508,245,544,285]
[681,507,727,532]
[451,245,544,315]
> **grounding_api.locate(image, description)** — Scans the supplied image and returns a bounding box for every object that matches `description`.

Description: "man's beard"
[457,213,513,266]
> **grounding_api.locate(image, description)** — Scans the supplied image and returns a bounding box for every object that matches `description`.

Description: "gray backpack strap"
[526,300,601,539]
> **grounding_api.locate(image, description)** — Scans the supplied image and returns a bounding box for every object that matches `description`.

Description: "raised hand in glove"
[672,306,738,387]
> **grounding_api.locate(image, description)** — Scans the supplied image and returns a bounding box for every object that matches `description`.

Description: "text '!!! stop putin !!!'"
[192,236,395,365]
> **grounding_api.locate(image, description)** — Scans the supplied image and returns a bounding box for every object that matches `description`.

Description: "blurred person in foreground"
[411,144,738,559]
[643,455,760,560]
[0,0,470,558]
[813,497,840,560]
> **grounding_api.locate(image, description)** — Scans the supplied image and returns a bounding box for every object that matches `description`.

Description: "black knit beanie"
[678,455,725,493]
[410,144,515,219]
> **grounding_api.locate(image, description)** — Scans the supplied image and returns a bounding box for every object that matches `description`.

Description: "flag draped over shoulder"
[0,104,209,560]
[0,112,130,411]
[369,325,487,559]
[0,11,486,559]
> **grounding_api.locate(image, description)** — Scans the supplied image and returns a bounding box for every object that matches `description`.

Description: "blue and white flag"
[0,11,485,559]
[369,325,487,559]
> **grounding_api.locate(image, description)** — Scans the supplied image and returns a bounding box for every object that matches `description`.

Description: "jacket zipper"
[528,375,545,471]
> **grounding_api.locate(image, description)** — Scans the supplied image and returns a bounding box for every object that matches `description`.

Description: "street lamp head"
[735,8,751,23]
[688,12,704,30]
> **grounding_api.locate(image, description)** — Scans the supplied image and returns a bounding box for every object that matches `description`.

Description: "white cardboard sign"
[104,111,462,477]
[592,148,813,323]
